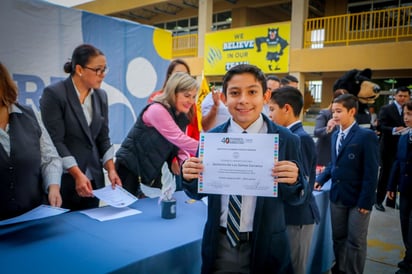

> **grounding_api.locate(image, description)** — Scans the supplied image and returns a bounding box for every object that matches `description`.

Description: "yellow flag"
[196,74,211,131]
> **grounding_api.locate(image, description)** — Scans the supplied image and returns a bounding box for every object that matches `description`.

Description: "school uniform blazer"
[183,114,309,274]
[378,103,404,153]
[316,123,379,210]
[40,77,111,189]
[285,122,320,225]
[314,108,335,166]
[387,134,412,194]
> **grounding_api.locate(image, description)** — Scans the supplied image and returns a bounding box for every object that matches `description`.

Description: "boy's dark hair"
[333,93,359,113]
[267,75,280,82]
[281,74,298,85]
[222,64,267,95]
[270,86,303,117]
[396,86,411,95]
[403,100,412,111]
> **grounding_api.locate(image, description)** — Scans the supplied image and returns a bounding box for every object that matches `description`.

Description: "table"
[308,180,334,274]
[0,186,333,274]
[0,191,206,274]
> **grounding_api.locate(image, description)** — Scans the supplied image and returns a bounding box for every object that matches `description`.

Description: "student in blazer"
[387,100,412,274]
[182,64,309,274]
[268,87,320,274]
[40,44,121,210]
[315,94,379,274]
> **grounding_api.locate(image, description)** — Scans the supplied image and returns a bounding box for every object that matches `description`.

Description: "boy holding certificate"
[182,64,309,274]
[268,86,320,274]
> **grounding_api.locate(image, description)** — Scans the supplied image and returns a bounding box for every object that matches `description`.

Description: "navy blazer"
[316,123,379,210]
[183,114,309,274]
[40,77,112,189]
[284,122,320,225]
[387,133,412,193]
[378,103,404,153]
[314,108,336,166]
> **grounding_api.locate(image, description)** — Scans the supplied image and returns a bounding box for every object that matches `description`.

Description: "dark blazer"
[314,109,336,166]
[40,77,112,195]
[378,102,404,154]
[183,115,309,274]
[316,123,379,210]
[285,122,320,225]
[387,134,412,193]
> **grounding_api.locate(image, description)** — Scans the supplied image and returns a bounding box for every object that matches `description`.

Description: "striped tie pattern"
[227,194,242,247]
[337,132,345,154]
[226,130,247,247]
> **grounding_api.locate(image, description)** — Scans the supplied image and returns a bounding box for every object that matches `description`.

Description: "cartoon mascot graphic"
[255,28,289,71]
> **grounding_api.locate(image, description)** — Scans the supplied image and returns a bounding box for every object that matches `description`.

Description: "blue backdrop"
[0,0,171,144]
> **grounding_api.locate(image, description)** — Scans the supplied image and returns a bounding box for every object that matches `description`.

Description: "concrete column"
[290,0,308,50]
[197,0,213,58]
[290,0,309,120]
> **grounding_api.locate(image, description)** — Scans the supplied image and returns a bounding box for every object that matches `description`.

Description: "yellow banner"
[196,75,211,131]
[204,22,291,75]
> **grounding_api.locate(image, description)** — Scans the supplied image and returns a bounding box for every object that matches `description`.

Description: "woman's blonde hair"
[154,72,198,119]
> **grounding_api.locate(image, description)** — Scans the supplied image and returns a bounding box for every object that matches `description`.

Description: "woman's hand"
[108,169,122,189]
[171,160,181,175]
[48,184,62,207]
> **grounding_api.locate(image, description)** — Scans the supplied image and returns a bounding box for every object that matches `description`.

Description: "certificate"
[199,133,279,197]
[0,205,69,226]
[93,185,138,208]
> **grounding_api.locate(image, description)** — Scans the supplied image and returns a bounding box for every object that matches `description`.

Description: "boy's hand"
[387,191,395,200]
[182,157,204,180]
[314,182,322,191]
[272,160,298,185]
[358,208,369,214]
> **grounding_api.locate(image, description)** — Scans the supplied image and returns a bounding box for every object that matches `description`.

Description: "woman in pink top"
[115,72,199,198]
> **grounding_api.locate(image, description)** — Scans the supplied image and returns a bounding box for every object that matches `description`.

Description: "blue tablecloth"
[308,180,334,274]
[0,185,333,274]
[0,191,206,274]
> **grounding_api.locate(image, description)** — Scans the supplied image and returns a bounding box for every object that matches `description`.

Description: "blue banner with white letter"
[0,0,172,144]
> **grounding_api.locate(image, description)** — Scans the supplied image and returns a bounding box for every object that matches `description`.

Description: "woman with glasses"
[40,44,121,210]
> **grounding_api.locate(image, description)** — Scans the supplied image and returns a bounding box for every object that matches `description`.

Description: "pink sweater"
[142,103,199,163]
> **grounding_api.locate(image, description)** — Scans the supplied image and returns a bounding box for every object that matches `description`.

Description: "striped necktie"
[227,195,242,247]
[226,130,247,247]
[337,132,345,154]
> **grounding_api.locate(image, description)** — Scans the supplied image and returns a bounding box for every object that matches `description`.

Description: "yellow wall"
[290,41,412,73]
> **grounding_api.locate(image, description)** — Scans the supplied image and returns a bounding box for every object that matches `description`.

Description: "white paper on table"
[93,185,137,208]
[80,206,141,222]
[199,133,279,197]
[0,205,69,226]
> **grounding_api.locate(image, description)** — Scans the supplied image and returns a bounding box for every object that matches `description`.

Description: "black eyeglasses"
[83,66,109,76]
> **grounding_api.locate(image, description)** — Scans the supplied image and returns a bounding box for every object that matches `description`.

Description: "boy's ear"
[221,92,227,105]
[349,107,357,117]
[284,103,292,113]
[264,90,271,103]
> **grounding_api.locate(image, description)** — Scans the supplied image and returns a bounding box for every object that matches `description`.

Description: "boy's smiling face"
[222,72,265,129]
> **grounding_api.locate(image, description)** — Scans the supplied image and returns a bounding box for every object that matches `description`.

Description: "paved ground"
[364,205,403,274]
